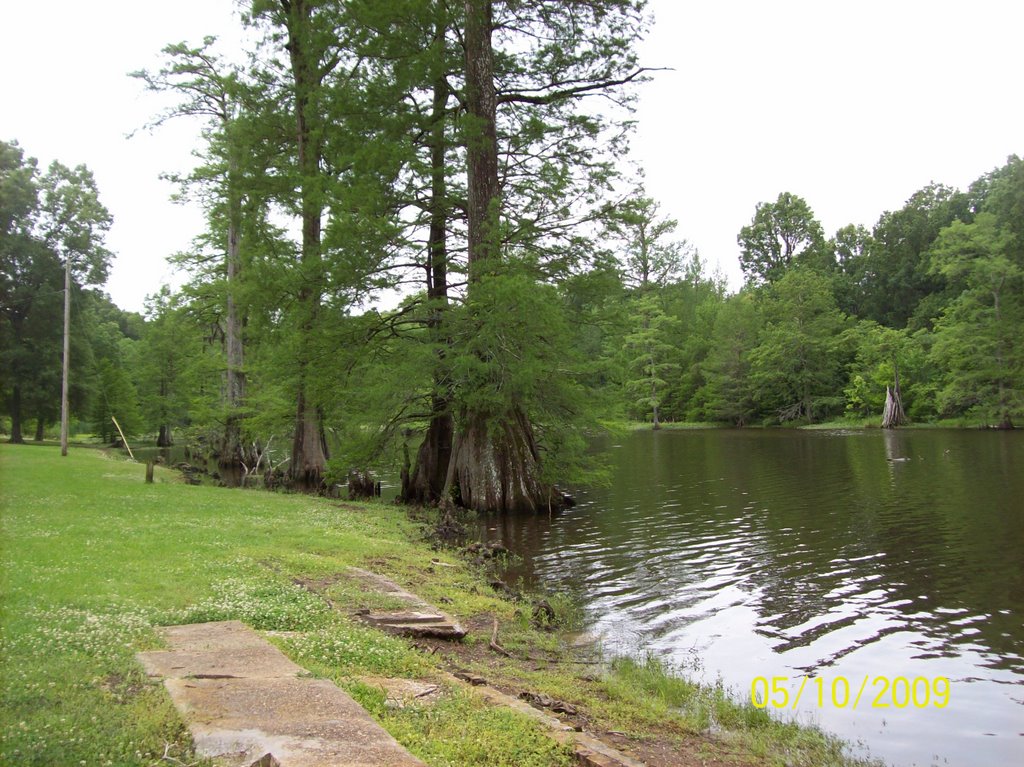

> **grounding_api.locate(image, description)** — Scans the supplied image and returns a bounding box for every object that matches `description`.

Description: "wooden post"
[145,461,154,484]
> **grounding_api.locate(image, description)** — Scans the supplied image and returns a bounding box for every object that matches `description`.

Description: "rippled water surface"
[478,429,1023,767]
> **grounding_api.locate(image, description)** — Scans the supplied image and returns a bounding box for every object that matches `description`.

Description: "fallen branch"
[489,617,514,658]
[111,416,135,461]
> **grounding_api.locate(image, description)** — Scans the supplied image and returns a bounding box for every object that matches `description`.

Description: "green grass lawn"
[0,444,574,766]
[1,444,877,767]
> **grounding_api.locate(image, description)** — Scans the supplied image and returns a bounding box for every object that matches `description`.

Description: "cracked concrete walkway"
[138,621,426,767]
[345,567,466,640]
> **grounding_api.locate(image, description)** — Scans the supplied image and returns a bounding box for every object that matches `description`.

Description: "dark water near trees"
[478,429,1023,767]
[129,444,246,486]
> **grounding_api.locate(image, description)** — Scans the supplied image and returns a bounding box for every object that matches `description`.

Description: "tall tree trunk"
[651,372,660,430]
[455,0,549,512]
[9,384,24,443]
[34,416,45,442]
[453,407,547,513]
[464,0,500,277]
[407,11,454,504]
[291,386,328,487]
[285,0,328,487]
[220,149,246,467]
[407,408,453,504]
[156,379,173,447]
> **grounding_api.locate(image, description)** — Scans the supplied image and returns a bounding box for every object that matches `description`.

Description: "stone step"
[345,568,466,640]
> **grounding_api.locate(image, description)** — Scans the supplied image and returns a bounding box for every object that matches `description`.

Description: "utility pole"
[60,252,71,456]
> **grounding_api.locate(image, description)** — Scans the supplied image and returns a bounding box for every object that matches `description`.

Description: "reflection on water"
[479,429,1024,767]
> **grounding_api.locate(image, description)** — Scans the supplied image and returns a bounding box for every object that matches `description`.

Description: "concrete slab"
[160,620,272,652]
[138,621,304,680]
[138,646,306,680]
[164,677,424,767]
[356,677,442,708]
[138,621,427,767]
[346,568,466,640]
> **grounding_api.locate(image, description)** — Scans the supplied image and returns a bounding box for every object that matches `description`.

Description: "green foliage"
[858,182,970,329]
[37,160,113,287]
[560,258,629,395]
[604,189,696,290]
[90,358,142,441]
[133,288,192,441]
[842,322,934,421]
[83,297,144,441]
[0,235,64,438]
[316,304,437,481]
[830,223,873,317]
[450,266,575,419]
[928,212,1024,423]
[748,270,850,423]
[981,156,1024,249]
[622,293,680,425]
[738,192,828,286]
[693,292,761,425]
[11,6,1022,520]
[1,142,120,442]
[0,140,39,235]
[449,262,603,485]
[658,270,724,420]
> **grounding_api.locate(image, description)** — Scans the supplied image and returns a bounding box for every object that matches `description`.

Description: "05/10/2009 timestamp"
[751,675,951,710]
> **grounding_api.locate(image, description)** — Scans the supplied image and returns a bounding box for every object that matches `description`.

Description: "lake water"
[477,429,1024,767]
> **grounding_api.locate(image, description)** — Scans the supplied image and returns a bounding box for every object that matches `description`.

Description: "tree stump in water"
[881,384,907,429]
[156,425,173,447]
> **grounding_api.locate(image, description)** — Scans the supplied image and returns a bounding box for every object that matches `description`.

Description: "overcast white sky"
[3,0,1022,313]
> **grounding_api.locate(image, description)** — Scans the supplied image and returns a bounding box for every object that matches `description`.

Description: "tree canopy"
[5,9,1022,503]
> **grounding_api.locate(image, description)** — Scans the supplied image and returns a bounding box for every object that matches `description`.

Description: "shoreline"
[1,443,881,767]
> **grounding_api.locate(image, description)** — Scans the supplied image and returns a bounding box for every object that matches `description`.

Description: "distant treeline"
[603,158,1023,430]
